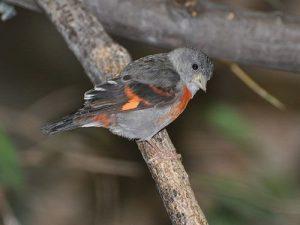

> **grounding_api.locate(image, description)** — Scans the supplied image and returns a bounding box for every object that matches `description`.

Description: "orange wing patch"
[122,86,150,111]
[93,114,111,128]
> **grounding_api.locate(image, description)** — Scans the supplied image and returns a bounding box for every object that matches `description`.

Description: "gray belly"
[109,106,173,140]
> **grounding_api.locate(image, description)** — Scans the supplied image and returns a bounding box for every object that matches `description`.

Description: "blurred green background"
[0,1,300,225]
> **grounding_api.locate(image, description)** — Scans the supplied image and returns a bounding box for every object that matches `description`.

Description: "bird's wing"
[120,53,180,88]
[79,56,180,116]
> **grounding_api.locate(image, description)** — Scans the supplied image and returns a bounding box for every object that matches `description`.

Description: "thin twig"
[230,63,286,110]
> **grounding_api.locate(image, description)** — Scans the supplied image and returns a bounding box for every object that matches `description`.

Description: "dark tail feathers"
[41,115,80,135]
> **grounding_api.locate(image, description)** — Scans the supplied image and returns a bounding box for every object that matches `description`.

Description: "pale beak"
[194,74,207,92]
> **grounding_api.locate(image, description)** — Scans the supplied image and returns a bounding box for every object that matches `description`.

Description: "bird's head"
[168,48,214,96]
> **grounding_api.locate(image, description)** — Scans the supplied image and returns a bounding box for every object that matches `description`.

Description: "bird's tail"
[41,115,81,135]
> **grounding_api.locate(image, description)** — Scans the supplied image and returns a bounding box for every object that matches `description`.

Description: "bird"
[42,48,214,140]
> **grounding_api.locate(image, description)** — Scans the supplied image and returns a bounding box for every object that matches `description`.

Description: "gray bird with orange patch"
[42,48,214,140]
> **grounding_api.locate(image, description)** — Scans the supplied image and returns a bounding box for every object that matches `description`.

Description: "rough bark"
[24,0,208,224]
[5,0,300,73]
[35,0,131,86]
[137,130,208,225]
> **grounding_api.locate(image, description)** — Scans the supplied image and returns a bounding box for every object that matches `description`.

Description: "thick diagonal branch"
[5,0,300,73]
[35,0,131,86]
[31,0,208,224]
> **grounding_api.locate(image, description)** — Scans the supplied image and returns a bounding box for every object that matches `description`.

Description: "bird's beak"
[194,74,207,92]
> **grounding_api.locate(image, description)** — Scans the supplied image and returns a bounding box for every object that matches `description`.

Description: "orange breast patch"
[169,86,192,120]
[158,86,192,124]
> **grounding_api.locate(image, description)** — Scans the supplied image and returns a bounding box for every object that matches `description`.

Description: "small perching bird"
[42,48,214,140]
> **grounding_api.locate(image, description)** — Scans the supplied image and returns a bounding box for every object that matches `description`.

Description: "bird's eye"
[122,75,131,81]
[192,64,199,70]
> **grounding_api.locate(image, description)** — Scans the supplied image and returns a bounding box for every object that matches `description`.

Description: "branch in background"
[5,0,300,73]
[4,0,37,11]
[0,1,16,21]
[21,149,143,178]
[0,105,143,178]
[11,0,208,224]
[229,63,286,110]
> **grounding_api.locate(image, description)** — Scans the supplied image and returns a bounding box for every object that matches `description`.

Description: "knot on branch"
[172,0,201,17]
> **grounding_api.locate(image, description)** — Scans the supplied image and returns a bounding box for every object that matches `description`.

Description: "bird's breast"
[169,86,192,120]
[157,85,192,124]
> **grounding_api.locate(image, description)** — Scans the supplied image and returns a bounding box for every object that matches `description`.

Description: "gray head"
[168,48,214,96]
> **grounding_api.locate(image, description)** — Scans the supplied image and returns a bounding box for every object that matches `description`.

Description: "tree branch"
[21,0,208,224]
[5,0,300,73]
[137,130,208,225]
[35,0,131,86]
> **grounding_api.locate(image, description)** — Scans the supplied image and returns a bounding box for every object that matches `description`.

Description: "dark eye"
[192,64,199,70]
[122,75,131,81]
